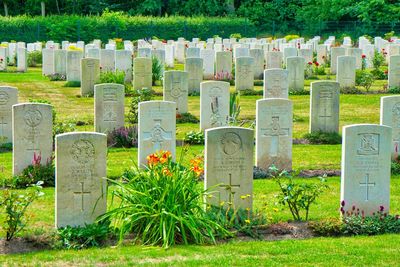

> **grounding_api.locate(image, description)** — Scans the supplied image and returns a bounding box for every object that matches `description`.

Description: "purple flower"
[341,200,345,207]
[380,206,385,212]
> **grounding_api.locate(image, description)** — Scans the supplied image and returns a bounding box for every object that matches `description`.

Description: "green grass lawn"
[0,66,399,264]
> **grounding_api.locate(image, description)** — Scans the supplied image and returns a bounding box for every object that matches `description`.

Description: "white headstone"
[0,86,18,144]
[380,96,400,160]
[200,49,215,80]
[263,68,288,98]
[286,56,304,92]
[163,71,188,114]
[388,55,400,89]
[184,57,203,94]
[337,56,356,88]
[133,57,152,90]
[235,56,254,91]
[66,51,83,82]
[115,50,133,83]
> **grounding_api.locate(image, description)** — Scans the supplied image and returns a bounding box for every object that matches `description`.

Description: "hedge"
[0,12,257,42]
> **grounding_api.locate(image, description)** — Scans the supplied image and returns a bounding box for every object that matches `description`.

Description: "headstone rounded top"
[343,123,392,132]
[201,80,230,87]
[138,100,176,108]
[56,131,107,140]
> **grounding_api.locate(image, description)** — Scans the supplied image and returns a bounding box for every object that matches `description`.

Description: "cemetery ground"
[1,66,400,265]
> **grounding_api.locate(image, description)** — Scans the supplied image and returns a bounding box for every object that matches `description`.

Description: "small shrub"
[184,131,204,145]
[99,70,125,85]
[253,80,263,86]
[230,33,242,39]
[0,142,12,152]
[391,157,400,175]
[340,86,362,94]
[57,222,111,250]
[309,218,344,236]
[176,112,199,124]
[107,126,138,148]
[388,87,400,94]
[127,88,153,124]
[12,152,55,188]
[0,181,44,241]
[303,131,342,145]
[53,121,76,139]
[152,56,163,85]
[356,70,374,92]
[47,73,66,81]
[64,81,81,87]
[240,89,263,96]
[27,51,42,67]
[273,167,329,221]
[289,89,310,95]
[99,151,230,248]
[313,62,325,75]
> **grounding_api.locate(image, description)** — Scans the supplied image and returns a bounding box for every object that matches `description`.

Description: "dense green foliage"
[57,222,111,249]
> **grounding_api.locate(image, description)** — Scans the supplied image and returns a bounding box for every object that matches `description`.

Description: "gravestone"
[283,47,297,62]
[54,50,67,76]
[133,57,152,90]
[55,132,107,228]
[256,98,292,170]
[100,49,115,72]
[165,45,175,68]
[163,70,188,114]
[263,68,288,98]
[215,51,232,76]
[200,81,230,131]
[184,57,203,94]
[250,48,264,79]
[0,47,7,71]
[380,96,400,160]
[12,103,53,175]
[81,58,100,96]
[265,51,283,69]
[337,56,356,88]
[299,49,313,64]
[186,47,200,58]
[347,48,363,69]
[200,49,215,80]
[286,56,304,91]
[138,101,176,167]
[17,48,27,72]
[235,47,250,58]
[235,56,254,91]
[330,47,346,74]
[152,49,166,72]
[0,86,18,144]
[66,50,83,82]
[316,45,327,64]
[87,48,100,59]
[138,48,152,58]
[94,83,125,133]
[42,49,55,76]
[175,43,186,63]
[341,124,391,216]
[310,81,340,133]
[115,50,133,83]
[204,127,253,210]
[388,55,400,89]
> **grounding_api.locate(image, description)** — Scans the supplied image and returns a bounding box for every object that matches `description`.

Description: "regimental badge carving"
[24,108,42,128]
[70,139,95,164]
[0,91,9,105]
[357,133,380,156]
[220,132,242,155]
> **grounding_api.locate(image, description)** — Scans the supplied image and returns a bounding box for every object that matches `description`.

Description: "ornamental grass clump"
[100,150,230,248]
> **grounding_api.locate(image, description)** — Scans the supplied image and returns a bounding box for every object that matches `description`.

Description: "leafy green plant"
[64,81,81,87]
[152,56,163,85]
[303,131,342,145]
[388,87,400,94]
[27,51,42,67]
[99,151,230,248]
[176,112,199,124]
[184,131,204,145]
[273,167,329,221]
[99,70,125,85]
[356,70,374,92]
[53,121,76,139]
[239,89,263,96]
[371,50,385,79]
[309,218,344,236]
[0,181,44,241]
[107,126,138,148]
[127,88,153,124]
[47,73,66,81]
[229,33,242,39]
[0,142,12,152]
[289,89,310,95]
[57,221,111,250]
[12,152,55,188]
[229,92,241,125]
[391,157,400,175]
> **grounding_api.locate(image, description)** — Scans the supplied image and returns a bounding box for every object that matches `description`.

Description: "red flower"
[308,62,312,65]
[314,62,319,66]
[362,54,366,59]
[384,70,388,74]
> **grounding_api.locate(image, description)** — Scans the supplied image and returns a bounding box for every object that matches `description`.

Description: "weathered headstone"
[347,48,363,69]
[200,49,215,80]
[54,50,67,76]
[55,132,107,228]
[87,48,100,59]
[0,47,7,71]
[0,86,18,144]
[12,103,53,175]
[17,48,27,72]
[341,124,391,216]
[94,83,125,133]
[184,57,203,94]
[235,56,254,91]
[298,48,313,64]
[204,127,253,210]
[263,68,288,98]
[286,56,304,91]
[265,51,283,69]
[138,48,152,58]
[256,98,292,170]
[380,96,400,160]
[336,56,356,88]
[186,47,200,58]
[388,55,400,89]
[215,51,232,76]
[250,48,264,79]
[283,47,297,62]
[100,49,115,72]
[310,81,340,133]
[163,71,188,114]
[316,44,327,64]
[42,48,55,76]
[133,57,152,90]
[330,47,346,74]
[66,50,83,82]
[80,58,100,96]
[138,101,176,167]
[115,50,133,83]
[200,81,230,131]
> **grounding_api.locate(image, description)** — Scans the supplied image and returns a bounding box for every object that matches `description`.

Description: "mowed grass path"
[1,67,399,265]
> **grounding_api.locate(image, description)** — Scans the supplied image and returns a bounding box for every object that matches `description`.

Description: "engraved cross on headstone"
[142,119,173,151]
[219,173,240,206]
[261,116,289,157]
[359,173,376,201]
[74,182,91,212]
[239,64,252,79]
